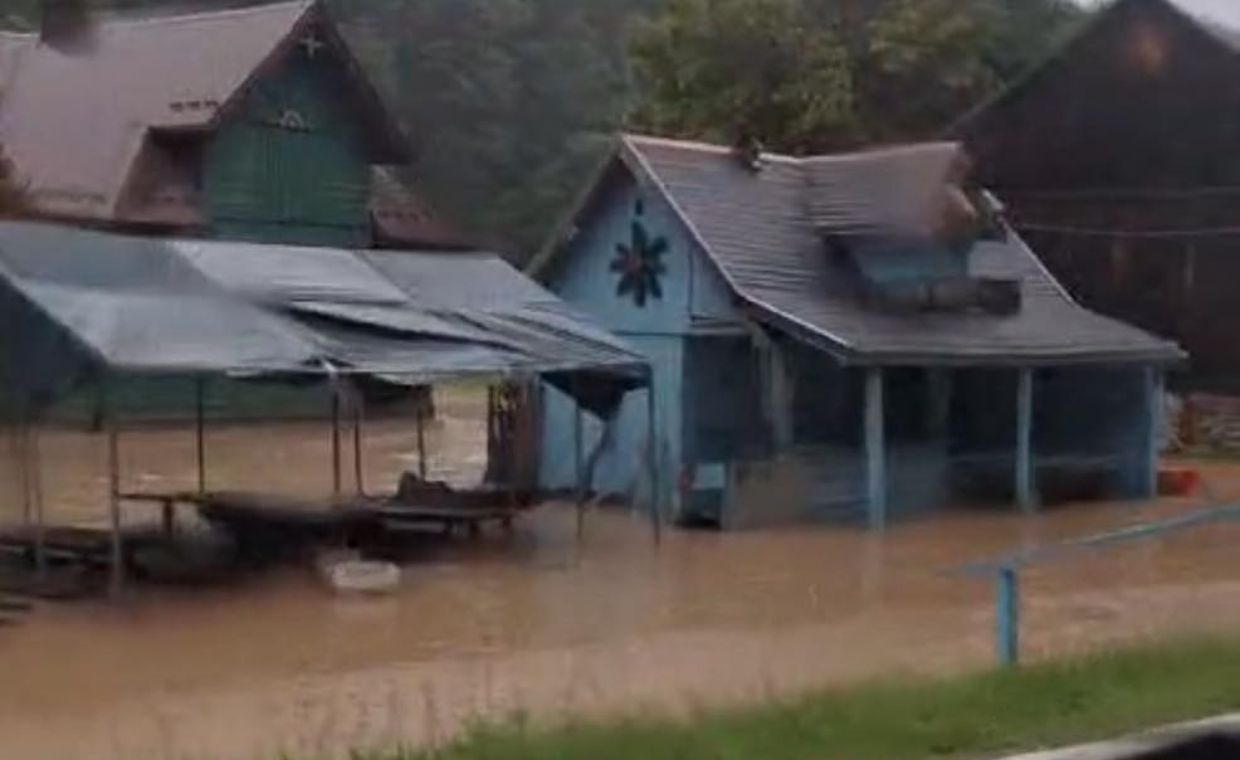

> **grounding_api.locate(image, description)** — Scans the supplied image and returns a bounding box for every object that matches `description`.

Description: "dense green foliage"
[335,0,652,256]
[0,0,1081,257]
[359,637,1240,760]
[629,0,1083,153]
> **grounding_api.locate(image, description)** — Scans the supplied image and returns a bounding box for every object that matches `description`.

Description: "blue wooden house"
[531,135,1184,529]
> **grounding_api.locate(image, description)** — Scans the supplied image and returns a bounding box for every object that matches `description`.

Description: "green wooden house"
[0,0,462,250]
[0,0,464,421]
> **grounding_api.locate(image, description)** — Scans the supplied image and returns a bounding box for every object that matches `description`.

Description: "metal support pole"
[16,423,31,537]
[331,390,342,496]
[29,424,45,578]
[646,382,661,546]
[416,391,428,480]
[573,383,585,540]
[1016,368,1036,513]
[106,398,123,598]
[997,565,1021,667]
[864,367,886,531]
[195,375,206,495]
[353,391,365,497]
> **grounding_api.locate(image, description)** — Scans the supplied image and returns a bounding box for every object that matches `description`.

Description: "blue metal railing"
[954,503,1240,666]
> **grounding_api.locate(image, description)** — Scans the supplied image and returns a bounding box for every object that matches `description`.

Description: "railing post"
[997,565,1021,667]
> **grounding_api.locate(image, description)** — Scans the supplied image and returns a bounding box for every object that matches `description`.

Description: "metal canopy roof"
[0,222,648,412]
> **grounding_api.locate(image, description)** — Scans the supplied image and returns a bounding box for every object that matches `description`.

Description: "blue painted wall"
[851,237,968,285]
[551,171,716,334]
[539,163,1159,527]
[540,336,683,508]
[688,234,740,324]
[540,168,739,512]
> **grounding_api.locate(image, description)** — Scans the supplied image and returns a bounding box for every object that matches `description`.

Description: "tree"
[334,0,640,257]
[628,0,1083,154]
[629,0,855,152]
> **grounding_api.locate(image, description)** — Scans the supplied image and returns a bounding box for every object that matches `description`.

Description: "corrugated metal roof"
[619,134,1182,366]
[0,222,649,409]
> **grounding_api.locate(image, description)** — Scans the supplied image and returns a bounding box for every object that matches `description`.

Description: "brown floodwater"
[3,389,1240,760]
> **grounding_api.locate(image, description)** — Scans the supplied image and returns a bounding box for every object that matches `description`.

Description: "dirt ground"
[3,388,1240,760]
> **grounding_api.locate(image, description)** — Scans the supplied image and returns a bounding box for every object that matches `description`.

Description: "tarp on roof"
[611,134,1183,366]
[803,142,963,237]
[0,222,648,415]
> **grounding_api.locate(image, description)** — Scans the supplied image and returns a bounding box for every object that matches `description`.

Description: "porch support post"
[864,367,886,531]
[1016,367,1036,513]
[647,378,662,546]
[769,342,793,448]
[1143,366,1165,499]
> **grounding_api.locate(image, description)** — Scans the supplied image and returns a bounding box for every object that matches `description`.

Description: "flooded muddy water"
[3,389,1240,759]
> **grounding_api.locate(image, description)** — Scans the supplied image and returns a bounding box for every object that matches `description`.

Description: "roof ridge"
[0,0,313,39]
[801,141,960,164]
[623,132,962,167]
[622,132,802,165]
[96,0,313,31]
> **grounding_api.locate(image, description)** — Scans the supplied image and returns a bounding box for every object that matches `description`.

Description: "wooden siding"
[539,172,721,510]
[961,0,1240,387]
[204,43,372,247]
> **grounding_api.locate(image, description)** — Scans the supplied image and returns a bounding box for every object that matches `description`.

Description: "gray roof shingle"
[621,134,1182,366]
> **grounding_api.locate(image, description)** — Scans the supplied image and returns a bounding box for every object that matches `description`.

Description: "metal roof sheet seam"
[0,222,649,412]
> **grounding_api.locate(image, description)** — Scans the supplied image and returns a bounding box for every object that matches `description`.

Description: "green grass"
[357,637,1240,760]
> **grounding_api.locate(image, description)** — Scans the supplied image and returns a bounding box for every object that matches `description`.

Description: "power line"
[1002,185,1240,201]
[1017,222,1240,239]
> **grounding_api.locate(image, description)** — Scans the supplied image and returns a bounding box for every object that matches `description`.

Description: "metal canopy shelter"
[0,222,654,594]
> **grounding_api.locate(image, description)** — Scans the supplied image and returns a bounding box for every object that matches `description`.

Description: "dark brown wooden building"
[952,0,1240,390]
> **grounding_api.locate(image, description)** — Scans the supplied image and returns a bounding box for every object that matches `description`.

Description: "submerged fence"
[956,502,1240,666]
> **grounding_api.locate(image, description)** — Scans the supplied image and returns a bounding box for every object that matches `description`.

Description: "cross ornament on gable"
[299,32,325,59]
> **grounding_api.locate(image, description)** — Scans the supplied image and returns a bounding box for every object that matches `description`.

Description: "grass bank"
[361,637,1240,760]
